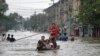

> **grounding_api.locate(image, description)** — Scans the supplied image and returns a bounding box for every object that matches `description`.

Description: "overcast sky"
[6,0,59,18]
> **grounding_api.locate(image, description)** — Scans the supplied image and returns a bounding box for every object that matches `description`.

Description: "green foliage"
[0,0,8,23]
[0,0,24,31]
[0,0,8,31]
[6,13,24,30]
[0,13,7,25]
[78,0,100,26]
[24,13,49,31]
[0,0,8,14]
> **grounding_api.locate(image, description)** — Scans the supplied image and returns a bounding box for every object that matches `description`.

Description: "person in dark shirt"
[7,34,10,41]
[37,36,46,50]
[10,35,16,42]
[63,33,68,41]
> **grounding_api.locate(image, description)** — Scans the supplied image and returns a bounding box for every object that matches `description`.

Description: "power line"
[8,2,50,4]
[9,8,44,10]
[7,10,43,14]
[8,5,48,10]
[8,1,51,3]
[8,10,44,13]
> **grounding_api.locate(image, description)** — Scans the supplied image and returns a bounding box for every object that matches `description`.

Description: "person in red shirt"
[49,23,60,48]
[49,23,60,39]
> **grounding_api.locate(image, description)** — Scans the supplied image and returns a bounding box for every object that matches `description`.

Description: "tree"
[0,0,8,31]
[0,0,25,31]
[78,0,100,26]
[0,0,8,14]
[24,13,49,32]
[6,13,24,30]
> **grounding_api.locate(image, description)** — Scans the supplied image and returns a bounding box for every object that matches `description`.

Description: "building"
[44,1,60,25]
[44,0,70,28]
[72,0,80,36]
[44,0,80,36]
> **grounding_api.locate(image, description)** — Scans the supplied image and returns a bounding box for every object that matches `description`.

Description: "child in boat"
[44,39,55,49]
[37,36,47,50]
[45,39,51,49]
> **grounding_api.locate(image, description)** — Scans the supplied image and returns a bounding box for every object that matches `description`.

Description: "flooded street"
[0,0,100,56]
[0,31,100,56]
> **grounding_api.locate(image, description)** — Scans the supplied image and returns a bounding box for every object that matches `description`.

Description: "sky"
[6,0,59,18]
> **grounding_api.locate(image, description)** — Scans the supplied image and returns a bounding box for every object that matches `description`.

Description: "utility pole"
[68,0,71,36]
[50,0,55,24]
[51,0,54,4]
[59,0,62,27]
[67,0,73,36]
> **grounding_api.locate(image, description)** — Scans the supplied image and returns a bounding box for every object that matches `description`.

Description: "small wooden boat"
[37,45,60,51]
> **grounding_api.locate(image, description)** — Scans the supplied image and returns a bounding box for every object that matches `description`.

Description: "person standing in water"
[49,23,60,48]
[49,23,60,39]
[7,34,10,41]
[2,33,6,41]
[10,35,16,42]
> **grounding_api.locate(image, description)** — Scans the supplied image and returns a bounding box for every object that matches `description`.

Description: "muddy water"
[0,31,100,56]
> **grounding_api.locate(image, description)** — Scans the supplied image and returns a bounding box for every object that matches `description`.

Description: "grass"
[81,37,100,44]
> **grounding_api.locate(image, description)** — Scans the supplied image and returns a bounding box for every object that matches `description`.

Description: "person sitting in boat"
[37,36,47,50]
[45,39,51,49]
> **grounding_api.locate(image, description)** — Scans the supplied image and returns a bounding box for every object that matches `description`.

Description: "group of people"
[37,23,76,50]
[2,33,16,42]
[49,23,69,41]
[37,23,60,50]
[37,33,59,50]
[59,33,68,41]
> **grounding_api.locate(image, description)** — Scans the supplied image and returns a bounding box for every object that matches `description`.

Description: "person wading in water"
[49,23,60,48]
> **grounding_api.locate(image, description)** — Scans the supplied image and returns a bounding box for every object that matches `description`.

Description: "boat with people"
[36,34,60,51]
[37,23,61,51]
[37,45,60,51]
